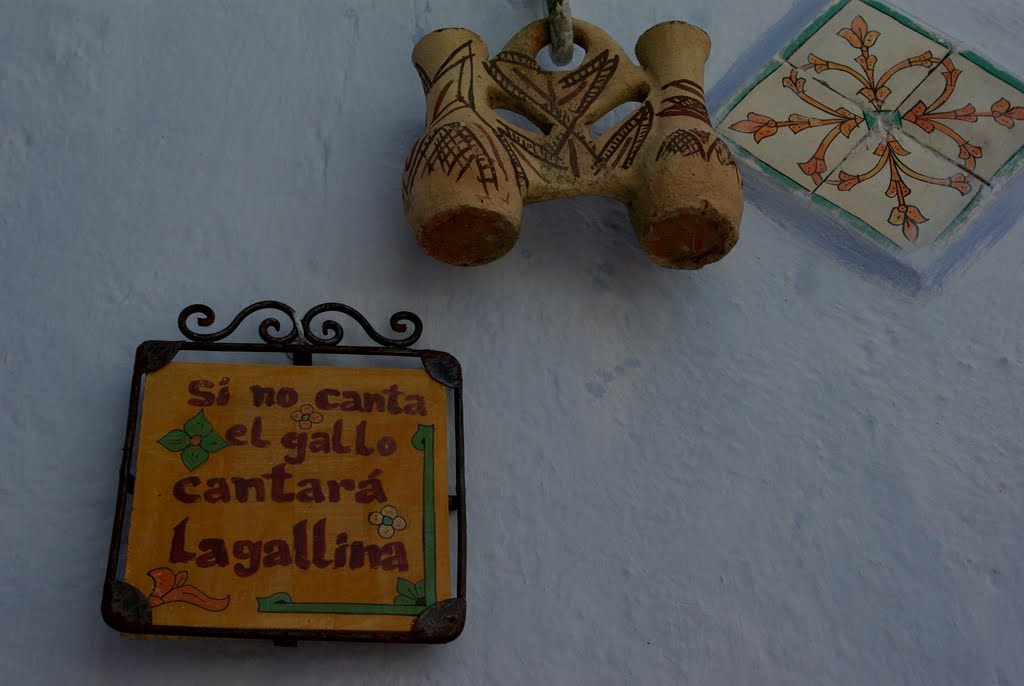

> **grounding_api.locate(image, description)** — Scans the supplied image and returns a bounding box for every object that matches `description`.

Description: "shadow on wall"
[387,192,696,305]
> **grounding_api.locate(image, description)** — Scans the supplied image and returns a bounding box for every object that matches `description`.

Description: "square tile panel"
[784,0,949,113]
[813,128,981,249]
[900,52,1024,183]
[720,62,869,191]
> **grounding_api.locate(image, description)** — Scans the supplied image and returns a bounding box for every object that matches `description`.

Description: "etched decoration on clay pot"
[402,19,744,269]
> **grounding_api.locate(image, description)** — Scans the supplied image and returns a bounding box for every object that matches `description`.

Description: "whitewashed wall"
[1,1,1022,684]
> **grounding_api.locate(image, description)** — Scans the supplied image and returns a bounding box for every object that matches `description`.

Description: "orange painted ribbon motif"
[147,567,230,612]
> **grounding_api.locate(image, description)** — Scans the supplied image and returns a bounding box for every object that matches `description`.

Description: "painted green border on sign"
[256,424,439,616]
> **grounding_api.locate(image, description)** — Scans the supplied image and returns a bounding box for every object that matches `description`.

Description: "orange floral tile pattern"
[730,69,865,186]
[827,135,972,241]
[802,14,940,111]
[721,2,1024,248]
[903,58,1024,174]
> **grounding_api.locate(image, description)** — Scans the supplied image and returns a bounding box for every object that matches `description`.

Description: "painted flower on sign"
[157,410,229,471]
[393,578,427,606]
[290,403,323,430]
[147,567,229,611]
[369,504,407,539]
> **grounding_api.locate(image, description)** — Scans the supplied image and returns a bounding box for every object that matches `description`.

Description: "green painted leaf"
[201,430,230,453]
[157,429,190,452]
[394,595,418,605]
[396,578,417,599]
[415,579,426,600]
[184,410,213,437]
[181,446,209,471]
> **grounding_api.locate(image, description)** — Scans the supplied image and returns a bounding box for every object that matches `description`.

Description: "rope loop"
[546,1,573,66]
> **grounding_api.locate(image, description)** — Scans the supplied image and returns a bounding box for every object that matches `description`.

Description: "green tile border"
[960,50,1024,95]
[727,142,810,194]
[859,0,950,48]
[935,184,989,246]
[255,423,441,617]
[715,59,784,125]
[781,0,951,64]
[993,144,1024,185]
[810,193,903,251]
[781,0,850,60]
[954,51,1024,185]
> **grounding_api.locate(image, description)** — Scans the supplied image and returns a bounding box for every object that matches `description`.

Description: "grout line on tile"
[894,127,992,188]
[887,53,952,115]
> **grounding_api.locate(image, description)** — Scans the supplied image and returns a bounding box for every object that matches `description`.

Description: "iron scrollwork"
[177,301,423,348]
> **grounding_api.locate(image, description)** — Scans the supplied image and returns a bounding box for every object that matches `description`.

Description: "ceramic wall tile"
[813,128,980,248]
[720,62,869,191]
[714,0,1024,278]
[784,0,948,113]
[900,53,1024,183]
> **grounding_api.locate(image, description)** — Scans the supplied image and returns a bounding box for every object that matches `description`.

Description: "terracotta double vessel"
[403,19,744,269]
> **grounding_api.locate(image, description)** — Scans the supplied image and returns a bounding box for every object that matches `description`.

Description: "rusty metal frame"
[101,302,467,645]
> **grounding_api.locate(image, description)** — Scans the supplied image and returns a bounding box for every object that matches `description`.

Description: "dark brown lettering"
[262,463,295,502]
[188,379,215,407]
[331,419,351,454]
[250,385,275,407]
[385,384,402,414]
[204,478,231,503]
[263,539,292,567]
[169,518,196,563]
[355,420,374,456]
[404,394,427,416]
[231,477,265,502]
[355,469,386,503]
[380,542,409,571]
[225,423,247,445]
[340,391,362,411]
[377,436,397,456]
[327,479,355,502]
[312,519,330,569]
[250,416,270,448]
[292,520,310,570]
[233,540,262,577]
[197,538,230,568]
[281,432,307,464]
[310,432,331,453]
[362,393,385,413]
[315,388,340,410]
[333,533,349,568]
[296,479,325,503]
[173,476,201,503]
[349,542,382,569]
[276,387,298,407]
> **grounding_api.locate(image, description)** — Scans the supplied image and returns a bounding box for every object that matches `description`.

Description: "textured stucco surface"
[1,1,1023,684]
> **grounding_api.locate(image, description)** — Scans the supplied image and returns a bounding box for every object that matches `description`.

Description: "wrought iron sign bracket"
[102,301,467,645]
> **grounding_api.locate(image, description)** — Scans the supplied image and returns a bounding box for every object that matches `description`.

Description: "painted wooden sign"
[103,303,466,644]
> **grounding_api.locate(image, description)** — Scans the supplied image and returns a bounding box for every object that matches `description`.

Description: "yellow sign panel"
[123,361,450,634]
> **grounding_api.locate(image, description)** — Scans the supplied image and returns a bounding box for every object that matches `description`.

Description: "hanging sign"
[102,302,466,644]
